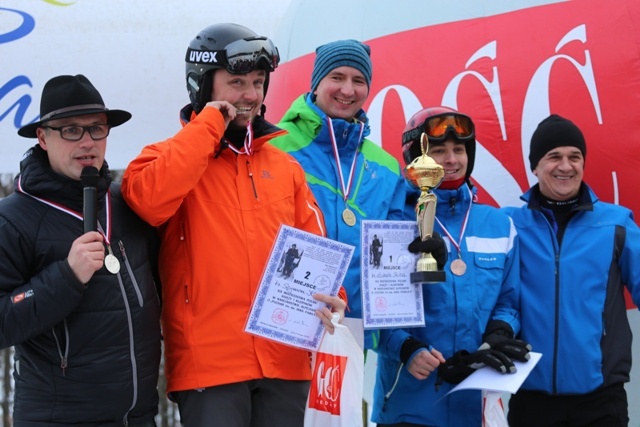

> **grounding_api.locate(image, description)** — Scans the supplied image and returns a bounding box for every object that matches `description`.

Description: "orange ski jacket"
[122,106,332,394]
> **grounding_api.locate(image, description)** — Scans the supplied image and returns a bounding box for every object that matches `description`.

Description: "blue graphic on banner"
[0,8,35,44]
[0,8,39,131]
[0,76,38,128]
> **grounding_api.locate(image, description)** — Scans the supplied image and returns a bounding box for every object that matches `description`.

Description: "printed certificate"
[245,225,354,351]
[361,220,425,329]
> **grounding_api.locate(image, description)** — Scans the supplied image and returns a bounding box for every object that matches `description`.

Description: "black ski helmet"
[185,23,280,113]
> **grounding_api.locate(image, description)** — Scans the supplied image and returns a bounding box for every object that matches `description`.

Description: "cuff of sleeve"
[483,319,514,340]
[61,259,87,291]
[400,336,429,364]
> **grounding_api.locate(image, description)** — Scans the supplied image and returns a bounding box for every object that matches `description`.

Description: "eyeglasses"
[42,124,110,141]
[186,36,280,74]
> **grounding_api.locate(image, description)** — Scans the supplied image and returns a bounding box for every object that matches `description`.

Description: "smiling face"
[36,113,108,180]
[211,68,266,129]
[533,146,584,200]
[426,139,468,182]
[313,66,368,121]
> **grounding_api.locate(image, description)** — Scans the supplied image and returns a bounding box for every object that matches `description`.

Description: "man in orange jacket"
[121,23,346,427]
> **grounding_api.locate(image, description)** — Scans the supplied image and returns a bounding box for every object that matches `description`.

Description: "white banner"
[0,0,291,174]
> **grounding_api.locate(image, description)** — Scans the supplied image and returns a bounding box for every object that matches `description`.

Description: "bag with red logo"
[304,313,364,427]
[482,391,509,427]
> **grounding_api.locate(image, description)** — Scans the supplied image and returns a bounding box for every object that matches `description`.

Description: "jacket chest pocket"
[472,254,506,311]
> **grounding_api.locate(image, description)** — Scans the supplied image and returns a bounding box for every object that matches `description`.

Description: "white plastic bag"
[482,391,509,427]
[304,313,364,427]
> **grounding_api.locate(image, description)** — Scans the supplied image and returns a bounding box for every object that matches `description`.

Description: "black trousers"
[378,424,433,427]
[508,383,628,427]
[174,379,309,427]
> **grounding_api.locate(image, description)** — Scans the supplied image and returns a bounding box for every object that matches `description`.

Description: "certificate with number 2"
[245,225,354,351]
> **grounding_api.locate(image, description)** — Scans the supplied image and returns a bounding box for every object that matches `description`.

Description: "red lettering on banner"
[308,352,347,415]
[270,0,640,309]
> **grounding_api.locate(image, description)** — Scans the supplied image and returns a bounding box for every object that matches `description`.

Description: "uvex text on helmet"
[185,23,280,113]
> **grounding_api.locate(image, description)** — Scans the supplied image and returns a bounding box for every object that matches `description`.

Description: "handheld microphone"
[80,166,100,233]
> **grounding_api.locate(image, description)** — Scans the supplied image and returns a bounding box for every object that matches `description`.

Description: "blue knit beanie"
[311,39,372,93]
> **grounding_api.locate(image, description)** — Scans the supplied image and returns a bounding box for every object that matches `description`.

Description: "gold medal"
[342,208,356,227]
[450,258,467,276]
[105,254,120,274]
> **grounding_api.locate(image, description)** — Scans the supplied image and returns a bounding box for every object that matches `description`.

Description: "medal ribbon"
[435,185,473,257]
[328,116,364,206]
[16,176,112,245]
[226,121,254,156]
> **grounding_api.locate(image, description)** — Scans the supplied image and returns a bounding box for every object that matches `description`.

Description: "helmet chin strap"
[193,70,214,114]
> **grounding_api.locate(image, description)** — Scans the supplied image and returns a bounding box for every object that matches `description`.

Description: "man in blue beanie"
[503,114,640,426]
[271,39,406,350]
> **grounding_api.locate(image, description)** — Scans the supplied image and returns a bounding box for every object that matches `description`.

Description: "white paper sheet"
[447,352,542,395]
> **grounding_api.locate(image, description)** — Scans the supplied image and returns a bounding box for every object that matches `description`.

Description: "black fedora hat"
[18,74,132,138]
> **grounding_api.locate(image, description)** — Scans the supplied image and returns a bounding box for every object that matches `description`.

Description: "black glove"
[408,231,447,270]
[481,320,532,363]
[437,349,516,385]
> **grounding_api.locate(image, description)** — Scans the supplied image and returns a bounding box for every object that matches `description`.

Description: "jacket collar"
[16,144,112,213]
[300,93,371,153]
[521,182,594,212]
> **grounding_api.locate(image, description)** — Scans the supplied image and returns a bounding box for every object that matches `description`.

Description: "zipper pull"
[214,138,229,158]
[435,370,443,392]
[61,357,67,376]
[247,160,258,199]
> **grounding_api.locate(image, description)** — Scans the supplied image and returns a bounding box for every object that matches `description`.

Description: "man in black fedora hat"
[0,74,161,426]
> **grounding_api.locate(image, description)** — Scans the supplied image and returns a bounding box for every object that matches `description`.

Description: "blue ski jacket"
[373,183,521,426]
[503,183,640,394]
[272,94,406,348]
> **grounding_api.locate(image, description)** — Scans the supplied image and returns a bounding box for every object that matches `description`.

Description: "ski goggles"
[186,37,280,74]
[402,112,475,145]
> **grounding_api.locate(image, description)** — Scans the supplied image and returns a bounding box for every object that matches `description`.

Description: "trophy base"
[411,270,446,284]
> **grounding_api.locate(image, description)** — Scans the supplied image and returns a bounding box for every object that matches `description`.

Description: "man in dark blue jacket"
[503,114,640,427]
[0,74,161,426]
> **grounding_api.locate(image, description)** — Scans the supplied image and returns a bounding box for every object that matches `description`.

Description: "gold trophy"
[404,133,446,283]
